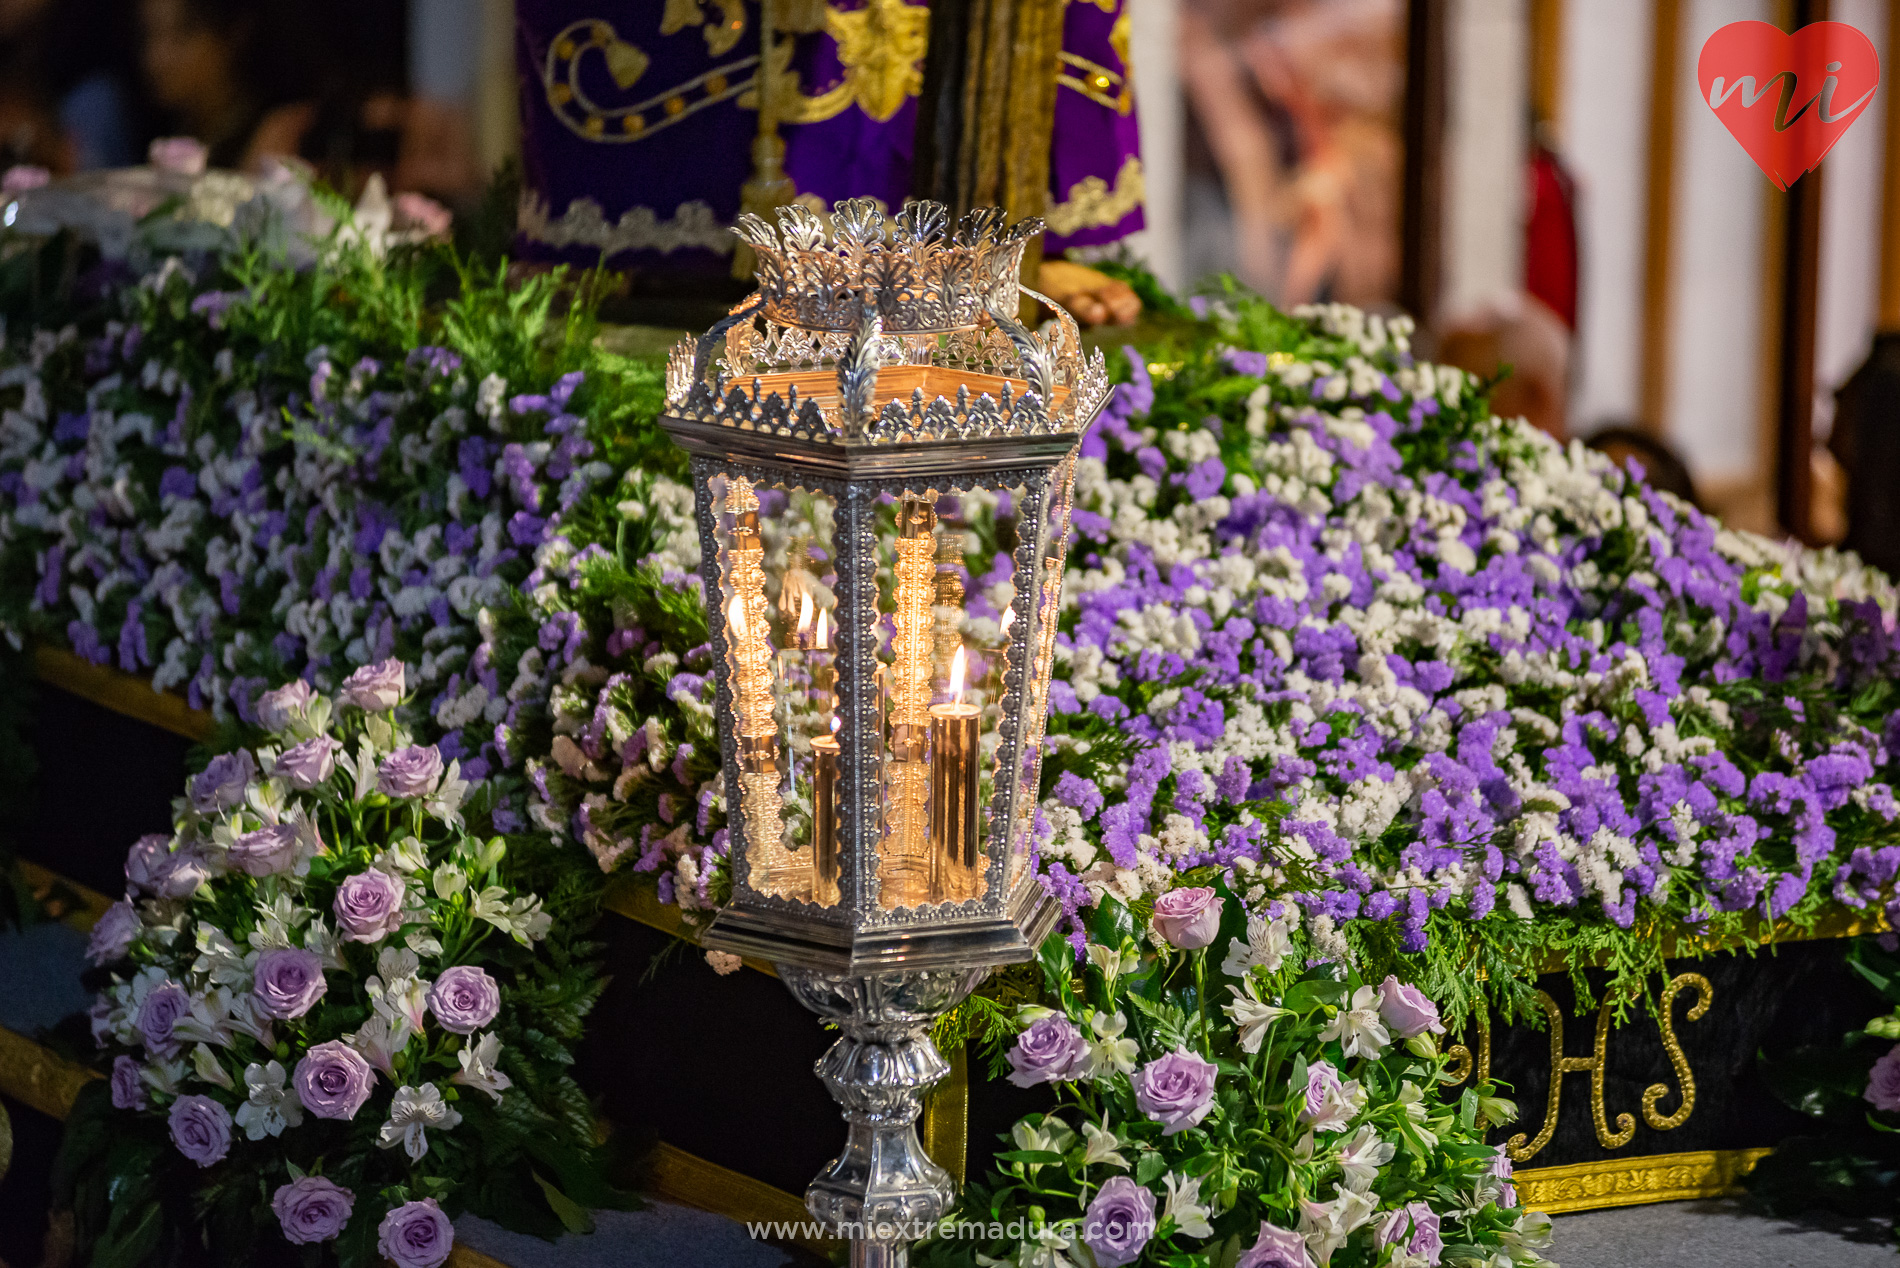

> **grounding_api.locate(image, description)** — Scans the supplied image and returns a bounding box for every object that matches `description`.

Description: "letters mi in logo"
[1698,19,1881,190]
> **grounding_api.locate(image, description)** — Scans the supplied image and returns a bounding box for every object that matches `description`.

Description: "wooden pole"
[1879,0,1900,329]
[1399,0,1447,331]
[1639,0,1683,437]
[1774,0,1829,542]
[1529,0,1565,139]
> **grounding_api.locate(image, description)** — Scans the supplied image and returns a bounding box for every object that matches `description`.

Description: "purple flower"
[228,822,304,877]
[1132,1048,1218,1135]
[339,658,405,710]
[378,1198,455,1268]
[378,744,444,798]
[294,1040,376,1119]
[255,679,317,732]
[1379,1203,1444,1266]
[1867,1044,1900,1112]
[1299,1060,1343,1122]
[1377,975,1445,1039]
[188,750,255,812]
[168,1094,232,1166]
[1151,886,1223,950]
[333,869,407,942]
[1486,1150,1517,1207]
[1237,1220,1313,1268]
[276,736,342,789]
[110,1054,146,1109]
[87,900,141,965]
[136,981,190,1056]
[253,947,327,1019]
[125,833,209,899]
[1082,1176,1156,1268]
[1005,1014,1091,1087]
[428,965,501,1034]
[272,1176,355,1245]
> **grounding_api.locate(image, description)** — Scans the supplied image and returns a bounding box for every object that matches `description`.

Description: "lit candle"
[811,715,841,906]
[811,605,833,707]
[929,645,981,903]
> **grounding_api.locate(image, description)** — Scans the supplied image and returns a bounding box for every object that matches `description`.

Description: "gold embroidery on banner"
[660,0,748,56]
[542,19,758,145]
[1055,10,1134,114]
[776,0,929,124]
[1643,972,1711,1130]
[1516,1148,1772,1215]
[1044,154,1144,237]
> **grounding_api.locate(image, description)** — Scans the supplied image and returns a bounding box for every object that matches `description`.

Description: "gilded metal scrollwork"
[1642,972,1711,1130]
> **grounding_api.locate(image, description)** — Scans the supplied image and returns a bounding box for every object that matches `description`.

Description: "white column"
[1124,0,1184,293]
[1440,0,1529,319]
[1816,0,1889,435]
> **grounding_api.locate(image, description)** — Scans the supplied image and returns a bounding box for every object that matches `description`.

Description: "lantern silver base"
[778,965,990,1268]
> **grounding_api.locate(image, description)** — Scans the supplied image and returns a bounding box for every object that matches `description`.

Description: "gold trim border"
[1515,1148,1772,1215]
[33,645,214,742]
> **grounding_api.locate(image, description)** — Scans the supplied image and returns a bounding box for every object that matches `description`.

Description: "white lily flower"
[1223,978,1291,1054]
[1079,1120,1129,1170]
[191,1042,234,1090]
[1334,1124,1396,1190]
[451,1031,513,1104]
[1318,985,1390,1059]
[1086,1009,1140,1077]
[1297,1188,1377,1264]
[234,1059,302,1139]
[377,1083,462,1161]
[1161,1171,1215,1239]
[1220,914,1292,978]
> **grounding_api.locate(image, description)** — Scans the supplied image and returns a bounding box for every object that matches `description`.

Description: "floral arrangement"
[486,286,1900,1022]
[59,662,624,1267]
[913,887,1549,1267]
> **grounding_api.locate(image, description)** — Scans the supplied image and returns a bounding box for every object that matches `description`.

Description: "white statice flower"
[1221,914,1293,978]
[1319,985,1390,1059]
[1335,1124,1397,1191]
[451,1031,513,1104]
[1161,1172,1215,1239]
[378,1083,462,1161]
[1223,978,1291,1054]
[1298,1188,1377,1263]
[234,1059,302,1139]
[1079,1121,1129,1170]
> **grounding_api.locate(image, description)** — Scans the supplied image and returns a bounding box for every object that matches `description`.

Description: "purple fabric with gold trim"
[1044,0,1144,253]
[778,0,926,209]
[513,0,755,274]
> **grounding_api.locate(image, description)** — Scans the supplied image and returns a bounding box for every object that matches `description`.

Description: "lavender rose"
[168,1094,232,1166]
[125,833,208,898]
[255,679,316,733]
[1485,1150,1517,1208]
[378,1198,455,1268]
[1082,1176,1156,1268]
[1237,1220,1313,1268]
[1133,1048,1218,1136]
[1868,1045,1900,1112]
[137,981,191,1055]
[188,750,255,813]
[148,135,208,175]
[1378,975,1445,1039]
[1006,1014,1091,1087]
[379,744,444,799]
[1379,1202,1443,1266]
[272,1176,355,1244]
[87,900,141,965]
[228,822,304,877]
[428,965,501,1034]
[276,736,342,789]
[110,1054,146,1109]
[1151,886,1222,950]
[333,869,407,942]
[340,658,405,711]
[1299,1060,1344,1123]
[254,948,328,1019]
[294,1040,376,1120]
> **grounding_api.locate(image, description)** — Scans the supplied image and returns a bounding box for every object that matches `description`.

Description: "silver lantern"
[657,199,1107,1266]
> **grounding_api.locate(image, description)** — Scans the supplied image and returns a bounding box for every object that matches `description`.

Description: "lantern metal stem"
[779,965,987,1266]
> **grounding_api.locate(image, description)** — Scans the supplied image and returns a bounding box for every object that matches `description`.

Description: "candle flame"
[815,606,829,649]
[726,592,746,638]
[999,607,1015,638]
[950,645,966,700]
[797,589,812,636]
[831,714,841,734]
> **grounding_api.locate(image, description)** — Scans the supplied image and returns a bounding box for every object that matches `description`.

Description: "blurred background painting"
[5,0,1896,552]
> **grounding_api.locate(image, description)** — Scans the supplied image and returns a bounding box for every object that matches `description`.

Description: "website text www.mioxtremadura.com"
[745,1216,1143,1244]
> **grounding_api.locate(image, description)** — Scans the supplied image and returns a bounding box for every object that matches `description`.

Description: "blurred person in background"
[0,0,147,172]
[139,0,278,169]
[1585,425,1700,508]
[1435,293,1571,442]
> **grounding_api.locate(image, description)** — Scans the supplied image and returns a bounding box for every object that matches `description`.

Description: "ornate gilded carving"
[780,0,931,124]
[1503,974,1714,1163]
[1044,155,1144,237]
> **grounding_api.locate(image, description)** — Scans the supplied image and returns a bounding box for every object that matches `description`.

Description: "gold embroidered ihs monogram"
[781,0,929,124]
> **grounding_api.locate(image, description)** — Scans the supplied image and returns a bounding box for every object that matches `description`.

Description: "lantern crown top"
[734,198,1038,335]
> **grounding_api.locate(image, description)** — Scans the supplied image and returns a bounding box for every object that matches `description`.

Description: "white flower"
[248,893,312,951]
[1297,1188,1377,1264]
[1334,1124,1396,1191]
[1079,1120,1129,1170]
[346,1012,415,1079]
[191,1042,234,1090]
[191,925,254,990]
[1220,914,1292,978]
[1223,978,1291,1054]
[1085,1010,1140,1078]
[451,1031,513,1104]
[1161,1172,1215,1239]
[1318,985,1390,1059]
[377,1083,462,1161]
[471,886,552,943]
[1306,1078,1368,1134]
[234,1059,302,1139]
[1084,941,1138,990]
[1010,1116,1075,1178]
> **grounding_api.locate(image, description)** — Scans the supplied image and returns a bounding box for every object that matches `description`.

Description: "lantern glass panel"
[868,485,1022,911]
[709,472,844,909]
